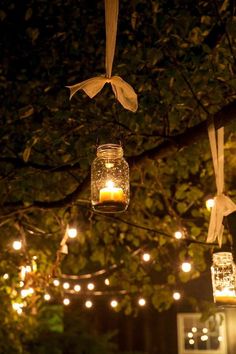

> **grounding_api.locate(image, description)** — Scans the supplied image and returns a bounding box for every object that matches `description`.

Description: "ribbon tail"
[222,195,236,216]
[66,77,107,100]
[111,76,138,112]
[207,204,218,243]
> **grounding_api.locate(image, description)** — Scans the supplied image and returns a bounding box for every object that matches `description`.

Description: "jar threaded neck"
[97,144,123,159]
[213,252,234,265]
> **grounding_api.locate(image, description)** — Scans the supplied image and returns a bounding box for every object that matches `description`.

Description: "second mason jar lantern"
[211,251,236,306]
[91,144,129,213]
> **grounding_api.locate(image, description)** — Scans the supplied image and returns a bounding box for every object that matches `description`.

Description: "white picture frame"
[177,312,227,354]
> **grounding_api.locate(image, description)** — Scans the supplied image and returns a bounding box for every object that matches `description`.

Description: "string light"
[20,265,32,280]
[138,298,146,306]
[67,227,78,239]
[19,281,24,287]
[63,298,70,306]
[202,328,208,334]
[28,287,34,295]
[174,231,183,240]
[12,240,22,251]
[63,282,70,290]
[192,327,197,333]
[3,273,9,279]
[188,332,193,338]
[206,198,215,211]
[142,253,151,262]
[189,339,194,345]
[173,291,181,300]
[85,300,93,308]
[44,293,51,301]
[110,299,118,308]
[104,278,110,286]
[181,261,192,272]
[87,283,95,290]
[12,302,24,314]
[201,335,208,341]
[21,289,29,298]
[53,279,60,287]
[21,287,34,298]
[74,284,81,292]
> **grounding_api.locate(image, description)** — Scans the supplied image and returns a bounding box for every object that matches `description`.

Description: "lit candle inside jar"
[99,181,124,203]
[214,289,236,304]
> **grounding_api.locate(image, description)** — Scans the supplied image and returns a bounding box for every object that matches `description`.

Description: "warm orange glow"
[99,181,124,203]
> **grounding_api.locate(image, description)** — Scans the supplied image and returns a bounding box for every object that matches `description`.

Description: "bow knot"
[207,125,236,246]
[66,75,138,112]
[66,0,138,113]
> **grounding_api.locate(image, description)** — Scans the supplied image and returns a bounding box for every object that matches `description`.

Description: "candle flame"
[106,180,115,189]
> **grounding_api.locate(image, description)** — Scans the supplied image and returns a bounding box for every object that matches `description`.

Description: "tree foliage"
[0,0,236,352]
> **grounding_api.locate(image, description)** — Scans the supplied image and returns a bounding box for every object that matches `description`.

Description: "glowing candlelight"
[214,288,236,304]
[99,180,124,203]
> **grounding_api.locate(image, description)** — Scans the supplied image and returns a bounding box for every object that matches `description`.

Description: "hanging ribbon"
[59,226,69,254]
[207,123,236,246]
[66,0,138,112]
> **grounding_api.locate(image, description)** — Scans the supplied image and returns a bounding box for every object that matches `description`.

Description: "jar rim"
[96,144,123,158]
[213,252,233,257]
[97,144,123,151]
[213,252,234,263]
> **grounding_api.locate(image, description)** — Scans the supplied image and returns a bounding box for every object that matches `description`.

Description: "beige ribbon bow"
[207,124,236,246]
[66,0,138,113]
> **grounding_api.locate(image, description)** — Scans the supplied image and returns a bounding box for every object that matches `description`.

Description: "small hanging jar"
[91,144,129,213]
[211,252,236,306]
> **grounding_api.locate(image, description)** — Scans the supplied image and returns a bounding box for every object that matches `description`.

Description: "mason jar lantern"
[211,252,236,306]
[91,144,129,213]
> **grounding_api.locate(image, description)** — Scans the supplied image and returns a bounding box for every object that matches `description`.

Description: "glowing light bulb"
[12,240,22,251]
[28,287,34,294]
[192,327,197,333]
[218,336,223,342]
[12,302,23,314]
[21,289,29,298]
[63,282,70,290]
[25,265,32,272]
[202,328,208,334]
[206,198,215,210]
[138,298,146,306]
[74,284,81,292]
[110,300,118,308]
[85,300,93,308]
[3,273,9,280]
[68,227,77,239]
[87,283,95,290]
[104,278,110,286]
[174,231,183,239]
[188,332,193,338]
[201,335,208,341]
[53,279,60,287]
[19,281,24,287]
[181,262,191,272]
[189,339,194,345]
[63,298,70,306]
[142,253,151,262]
[44,294,51,301]
[173,292,181,300]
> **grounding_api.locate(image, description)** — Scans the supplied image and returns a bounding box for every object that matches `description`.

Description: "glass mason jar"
[91,144,129,213]
[211,252,236,306]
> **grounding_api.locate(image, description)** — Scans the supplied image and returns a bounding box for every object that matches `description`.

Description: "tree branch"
[0,157,81,172]
[2,99,236,212]
[128,99,236,168]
